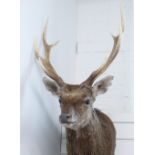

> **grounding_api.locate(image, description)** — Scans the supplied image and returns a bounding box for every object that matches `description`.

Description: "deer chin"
[61,118,91,130]
[61,121,78,130]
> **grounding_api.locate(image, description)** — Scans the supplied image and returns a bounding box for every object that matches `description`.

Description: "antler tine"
[34,22,65,87]
[42,21,59,60]
[82,6,125,86]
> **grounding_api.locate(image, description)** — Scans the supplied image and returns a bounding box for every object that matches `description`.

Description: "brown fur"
[66,108,116,155]
[43,81,116,155]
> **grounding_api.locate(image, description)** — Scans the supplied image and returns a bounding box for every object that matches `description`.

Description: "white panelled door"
[61,0,134,155]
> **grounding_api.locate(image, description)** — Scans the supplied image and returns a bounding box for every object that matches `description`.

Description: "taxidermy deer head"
[34,13,124,130]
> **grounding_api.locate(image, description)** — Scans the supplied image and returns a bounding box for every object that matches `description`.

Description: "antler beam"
[34,22,65,87]
[81,8,125,86]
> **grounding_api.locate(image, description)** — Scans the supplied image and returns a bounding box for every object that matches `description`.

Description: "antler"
[34,22,65,87]
[81,7,125,86]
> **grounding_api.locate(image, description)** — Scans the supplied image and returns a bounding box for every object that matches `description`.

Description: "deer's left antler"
[81,7,125,86]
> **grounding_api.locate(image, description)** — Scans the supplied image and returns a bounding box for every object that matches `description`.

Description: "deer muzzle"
[59,113,72,124]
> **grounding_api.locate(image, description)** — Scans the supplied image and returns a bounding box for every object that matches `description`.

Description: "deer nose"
[59,113,71,124]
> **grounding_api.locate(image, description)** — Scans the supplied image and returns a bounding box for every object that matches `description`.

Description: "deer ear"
[92,75,114,97]
[43,77,60,96]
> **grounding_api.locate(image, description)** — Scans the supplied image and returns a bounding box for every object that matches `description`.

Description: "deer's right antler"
[34,22,65,87]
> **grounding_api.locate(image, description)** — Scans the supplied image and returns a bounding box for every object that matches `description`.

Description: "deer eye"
[84,99,90,105]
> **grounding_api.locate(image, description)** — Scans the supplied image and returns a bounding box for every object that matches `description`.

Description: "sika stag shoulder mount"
[34,9,124,155]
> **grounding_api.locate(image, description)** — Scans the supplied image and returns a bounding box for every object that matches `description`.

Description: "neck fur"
[76,109,102,138]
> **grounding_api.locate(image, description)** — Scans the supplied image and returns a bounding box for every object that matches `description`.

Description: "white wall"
[20,0,76,155]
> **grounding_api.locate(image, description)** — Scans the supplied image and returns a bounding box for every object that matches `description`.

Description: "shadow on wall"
[21,65,61,155]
